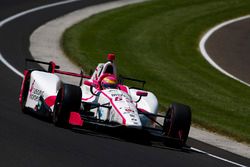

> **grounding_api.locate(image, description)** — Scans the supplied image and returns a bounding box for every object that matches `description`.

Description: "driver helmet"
[101,75,117,89]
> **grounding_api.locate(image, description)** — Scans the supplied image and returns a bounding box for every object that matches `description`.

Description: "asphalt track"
[205,18,250,84]
[0,0,249,166]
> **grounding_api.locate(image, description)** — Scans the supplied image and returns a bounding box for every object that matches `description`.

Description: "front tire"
[163,103,191,147]
[53,84,82,127]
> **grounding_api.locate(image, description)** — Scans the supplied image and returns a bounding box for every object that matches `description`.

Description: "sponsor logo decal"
[37,100,42,110]
[29,80,35,94]
[29,80,44,101]
[115,96,122,101]
[125,108,133,112]
[112,93,133,103]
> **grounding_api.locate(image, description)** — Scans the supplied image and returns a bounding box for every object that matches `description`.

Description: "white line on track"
[198,15,250,167]
[0,53,24,77]
[199,15,250,87]
[0,0,80,78]
[0,1,249,166]
[190,147,248,167]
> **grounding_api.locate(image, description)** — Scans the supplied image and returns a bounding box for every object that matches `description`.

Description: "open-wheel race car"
[19,54,191,147]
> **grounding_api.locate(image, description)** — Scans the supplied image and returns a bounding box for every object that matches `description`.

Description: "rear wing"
[25,59,91,84]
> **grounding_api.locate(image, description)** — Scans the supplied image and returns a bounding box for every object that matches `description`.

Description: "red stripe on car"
[101,91,126,125]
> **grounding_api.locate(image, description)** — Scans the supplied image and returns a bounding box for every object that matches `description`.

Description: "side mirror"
[136,91,148,97]
[84,80,97,88]
[84,80,98,96]
[135,91,148,103]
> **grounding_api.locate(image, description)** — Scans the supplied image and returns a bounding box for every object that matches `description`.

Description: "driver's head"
[101,75,117,89]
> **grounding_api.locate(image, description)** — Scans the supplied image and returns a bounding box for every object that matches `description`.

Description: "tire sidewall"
[164,103,191,145]
[53,84,82,127]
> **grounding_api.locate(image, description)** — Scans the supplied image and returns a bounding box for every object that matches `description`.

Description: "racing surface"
[0,0,249,166]
[205,18,250,83]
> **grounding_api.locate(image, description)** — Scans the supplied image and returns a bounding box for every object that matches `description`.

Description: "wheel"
[20,70,31,114]
[53,84,82,127]
[163,103,191,147]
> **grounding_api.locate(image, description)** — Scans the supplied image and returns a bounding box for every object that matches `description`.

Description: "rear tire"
[163,103,191,147]
[53,84,82,127]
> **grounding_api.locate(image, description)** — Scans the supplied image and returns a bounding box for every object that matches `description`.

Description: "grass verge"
[62,0,250,143]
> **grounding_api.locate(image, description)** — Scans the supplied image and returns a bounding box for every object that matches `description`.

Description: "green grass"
[62,0,250,143]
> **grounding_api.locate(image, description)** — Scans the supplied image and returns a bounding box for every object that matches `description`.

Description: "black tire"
[53,84,82,127]
[20,71,31,114]
[163,103,191,147]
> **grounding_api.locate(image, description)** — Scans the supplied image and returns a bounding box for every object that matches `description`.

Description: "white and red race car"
[19,54,191,146]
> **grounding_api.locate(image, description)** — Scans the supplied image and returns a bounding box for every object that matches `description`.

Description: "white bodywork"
[25,71,61,111]
[81,60,158,128]
[23,58,159,128]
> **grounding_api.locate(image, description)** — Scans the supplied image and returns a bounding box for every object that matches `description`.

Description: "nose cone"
[123,111,142,128]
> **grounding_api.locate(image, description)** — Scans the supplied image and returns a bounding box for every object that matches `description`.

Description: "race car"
[19,54,191,147]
